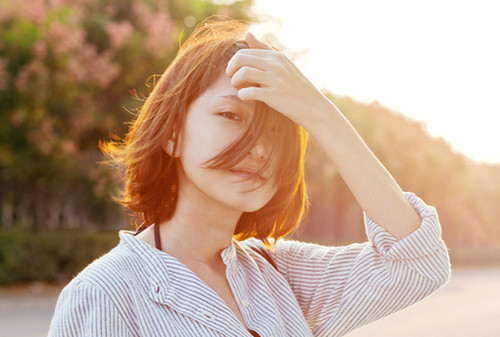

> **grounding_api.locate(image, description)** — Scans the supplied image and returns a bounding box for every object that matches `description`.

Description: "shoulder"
[74,237,139,282]
[50,248,140,336]
[61,232,157,305]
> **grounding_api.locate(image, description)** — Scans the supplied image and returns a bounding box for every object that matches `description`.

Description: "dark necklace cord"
[154,223,162,251]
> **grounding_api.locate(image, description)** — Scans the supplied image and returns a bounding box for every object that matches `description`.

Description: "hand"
[226,33,331,129]
[227,35,422,239]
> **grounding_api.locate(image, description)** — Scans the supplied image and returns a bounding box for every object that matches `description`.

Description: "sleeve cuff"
[364,192,443,260]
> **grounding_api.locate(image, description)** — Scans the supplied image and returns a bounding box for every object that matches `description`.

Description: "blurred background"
[0,0,499,336]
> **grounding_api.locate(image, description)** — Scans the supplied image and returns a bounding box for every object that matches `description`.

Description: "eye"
[218,111,242,122]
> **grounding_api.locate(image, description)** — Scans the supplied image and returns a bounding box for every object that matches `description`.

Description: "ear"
[162,132,180,158]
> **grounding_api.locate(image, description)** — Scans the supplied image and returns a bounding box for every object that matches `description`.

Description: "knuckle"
[274,52,289,65]
[240,66,252,76]
[227,54,244,74]
[231,53,242,64]
[233,51,248,64]
[230,73,241,86]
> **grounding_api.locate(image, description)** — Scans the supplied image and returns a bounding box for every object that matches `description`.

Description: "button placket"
[241,298,250,308]
[221,243,237,266]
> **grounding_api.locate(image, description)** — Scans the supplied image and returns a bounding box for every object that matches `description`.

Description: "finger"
[245,32,272,50]
[226,52,266,77]
[237,86,266,101]
[231,66,269,88]
[231,48,275,58]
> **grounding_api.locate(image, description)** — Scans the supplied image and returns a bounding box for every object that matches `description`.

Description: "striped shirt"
[48,193,450,337]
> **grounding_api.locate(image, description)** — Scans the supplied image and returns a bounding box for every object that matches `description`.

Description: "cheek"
[263,176,279,199]
[269,180,279,200]
[180,123,212,161]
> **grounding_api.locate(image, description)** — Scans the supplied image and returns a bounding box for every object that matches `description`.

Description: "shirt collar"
[118,231,246,333]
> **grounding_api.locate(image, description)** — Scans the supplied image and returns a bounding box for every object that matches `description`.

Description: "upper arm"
[269,193,451,336]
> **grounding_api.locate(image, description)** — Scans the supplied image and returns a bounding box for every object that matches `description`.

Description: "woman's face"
[171,72,278,216]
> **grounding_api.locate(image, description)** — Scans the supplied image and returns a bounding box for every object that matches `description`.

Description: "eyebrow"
[216,95,253,112]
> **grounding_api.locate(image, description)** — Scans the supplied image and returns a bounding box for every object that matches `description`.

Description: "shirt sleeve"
[271,192,451,337]
[48,279,136,337]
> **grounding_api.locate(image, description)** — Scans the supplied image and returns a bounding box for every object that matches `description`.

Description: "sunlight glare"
[251,0,500,163]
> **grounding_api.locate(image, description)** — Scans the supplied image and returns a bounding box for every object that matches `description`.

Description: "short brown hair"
[101,18,308,245]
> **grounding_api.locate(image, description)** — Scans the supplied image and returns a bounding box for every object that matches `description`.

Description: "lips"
[229,167,265,182]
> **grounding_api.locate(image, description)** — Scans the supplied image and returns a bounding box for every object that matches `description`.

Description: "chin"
[242,205,264,213]
[220,185,277,214]
[239,198,272,213]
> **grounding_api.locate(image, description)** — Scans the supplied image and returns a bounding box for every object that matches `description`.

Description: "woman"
[48,19,450,337]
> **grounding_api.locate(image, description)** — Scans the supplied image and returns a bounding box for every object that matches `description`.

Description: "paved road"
[1,267,499,337]
[0,284,60,337]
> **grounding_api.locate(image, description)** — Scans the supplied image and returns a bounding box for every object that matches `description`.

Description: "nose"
[249,138,268,162]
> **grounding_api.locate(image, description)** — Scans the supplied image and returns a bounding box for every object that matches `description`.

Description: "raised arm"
[226,33,420,239]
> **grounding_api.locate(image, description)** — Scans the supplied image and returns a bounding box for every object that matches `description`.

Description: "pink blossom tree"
[0,0,252,230]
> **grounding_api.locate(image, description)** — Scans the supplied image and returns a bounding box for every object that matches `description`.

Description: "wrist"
[304,100,349,141]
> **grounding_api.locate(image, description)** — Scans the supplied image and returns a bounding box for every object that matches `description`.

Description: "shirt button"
[241,298,250,308]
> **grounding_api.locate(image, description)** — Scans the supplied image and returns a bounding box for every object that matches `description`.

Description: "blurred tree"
[300,93,500,255]
[0,0,252,231]
[0,0,498,261]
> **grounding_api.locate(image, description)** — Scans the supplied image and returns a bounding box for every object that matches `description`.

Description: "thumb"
[245,32,272,50]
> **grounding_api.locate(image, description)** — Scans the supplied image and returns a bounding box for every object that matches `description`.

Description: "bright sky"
[250,0,500,164]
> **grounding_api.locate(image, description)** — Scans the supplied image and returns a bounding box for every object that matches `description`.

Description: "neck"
[155,183,242,266]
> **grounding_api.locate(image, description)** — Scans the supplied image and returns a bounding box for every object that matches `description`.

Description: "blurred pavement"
[0,283,60,337]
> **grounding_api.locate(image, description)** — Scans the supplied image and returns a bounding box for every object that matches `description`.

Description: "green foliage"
[0,228,119,284]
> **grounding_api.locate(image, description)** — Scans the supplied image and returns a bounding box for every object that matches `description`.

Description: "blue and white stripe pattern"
[48,192,450,336]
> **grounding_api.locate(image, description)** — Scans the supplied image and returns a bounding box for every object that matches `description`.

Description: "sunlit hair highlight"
[101,18,309,246]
